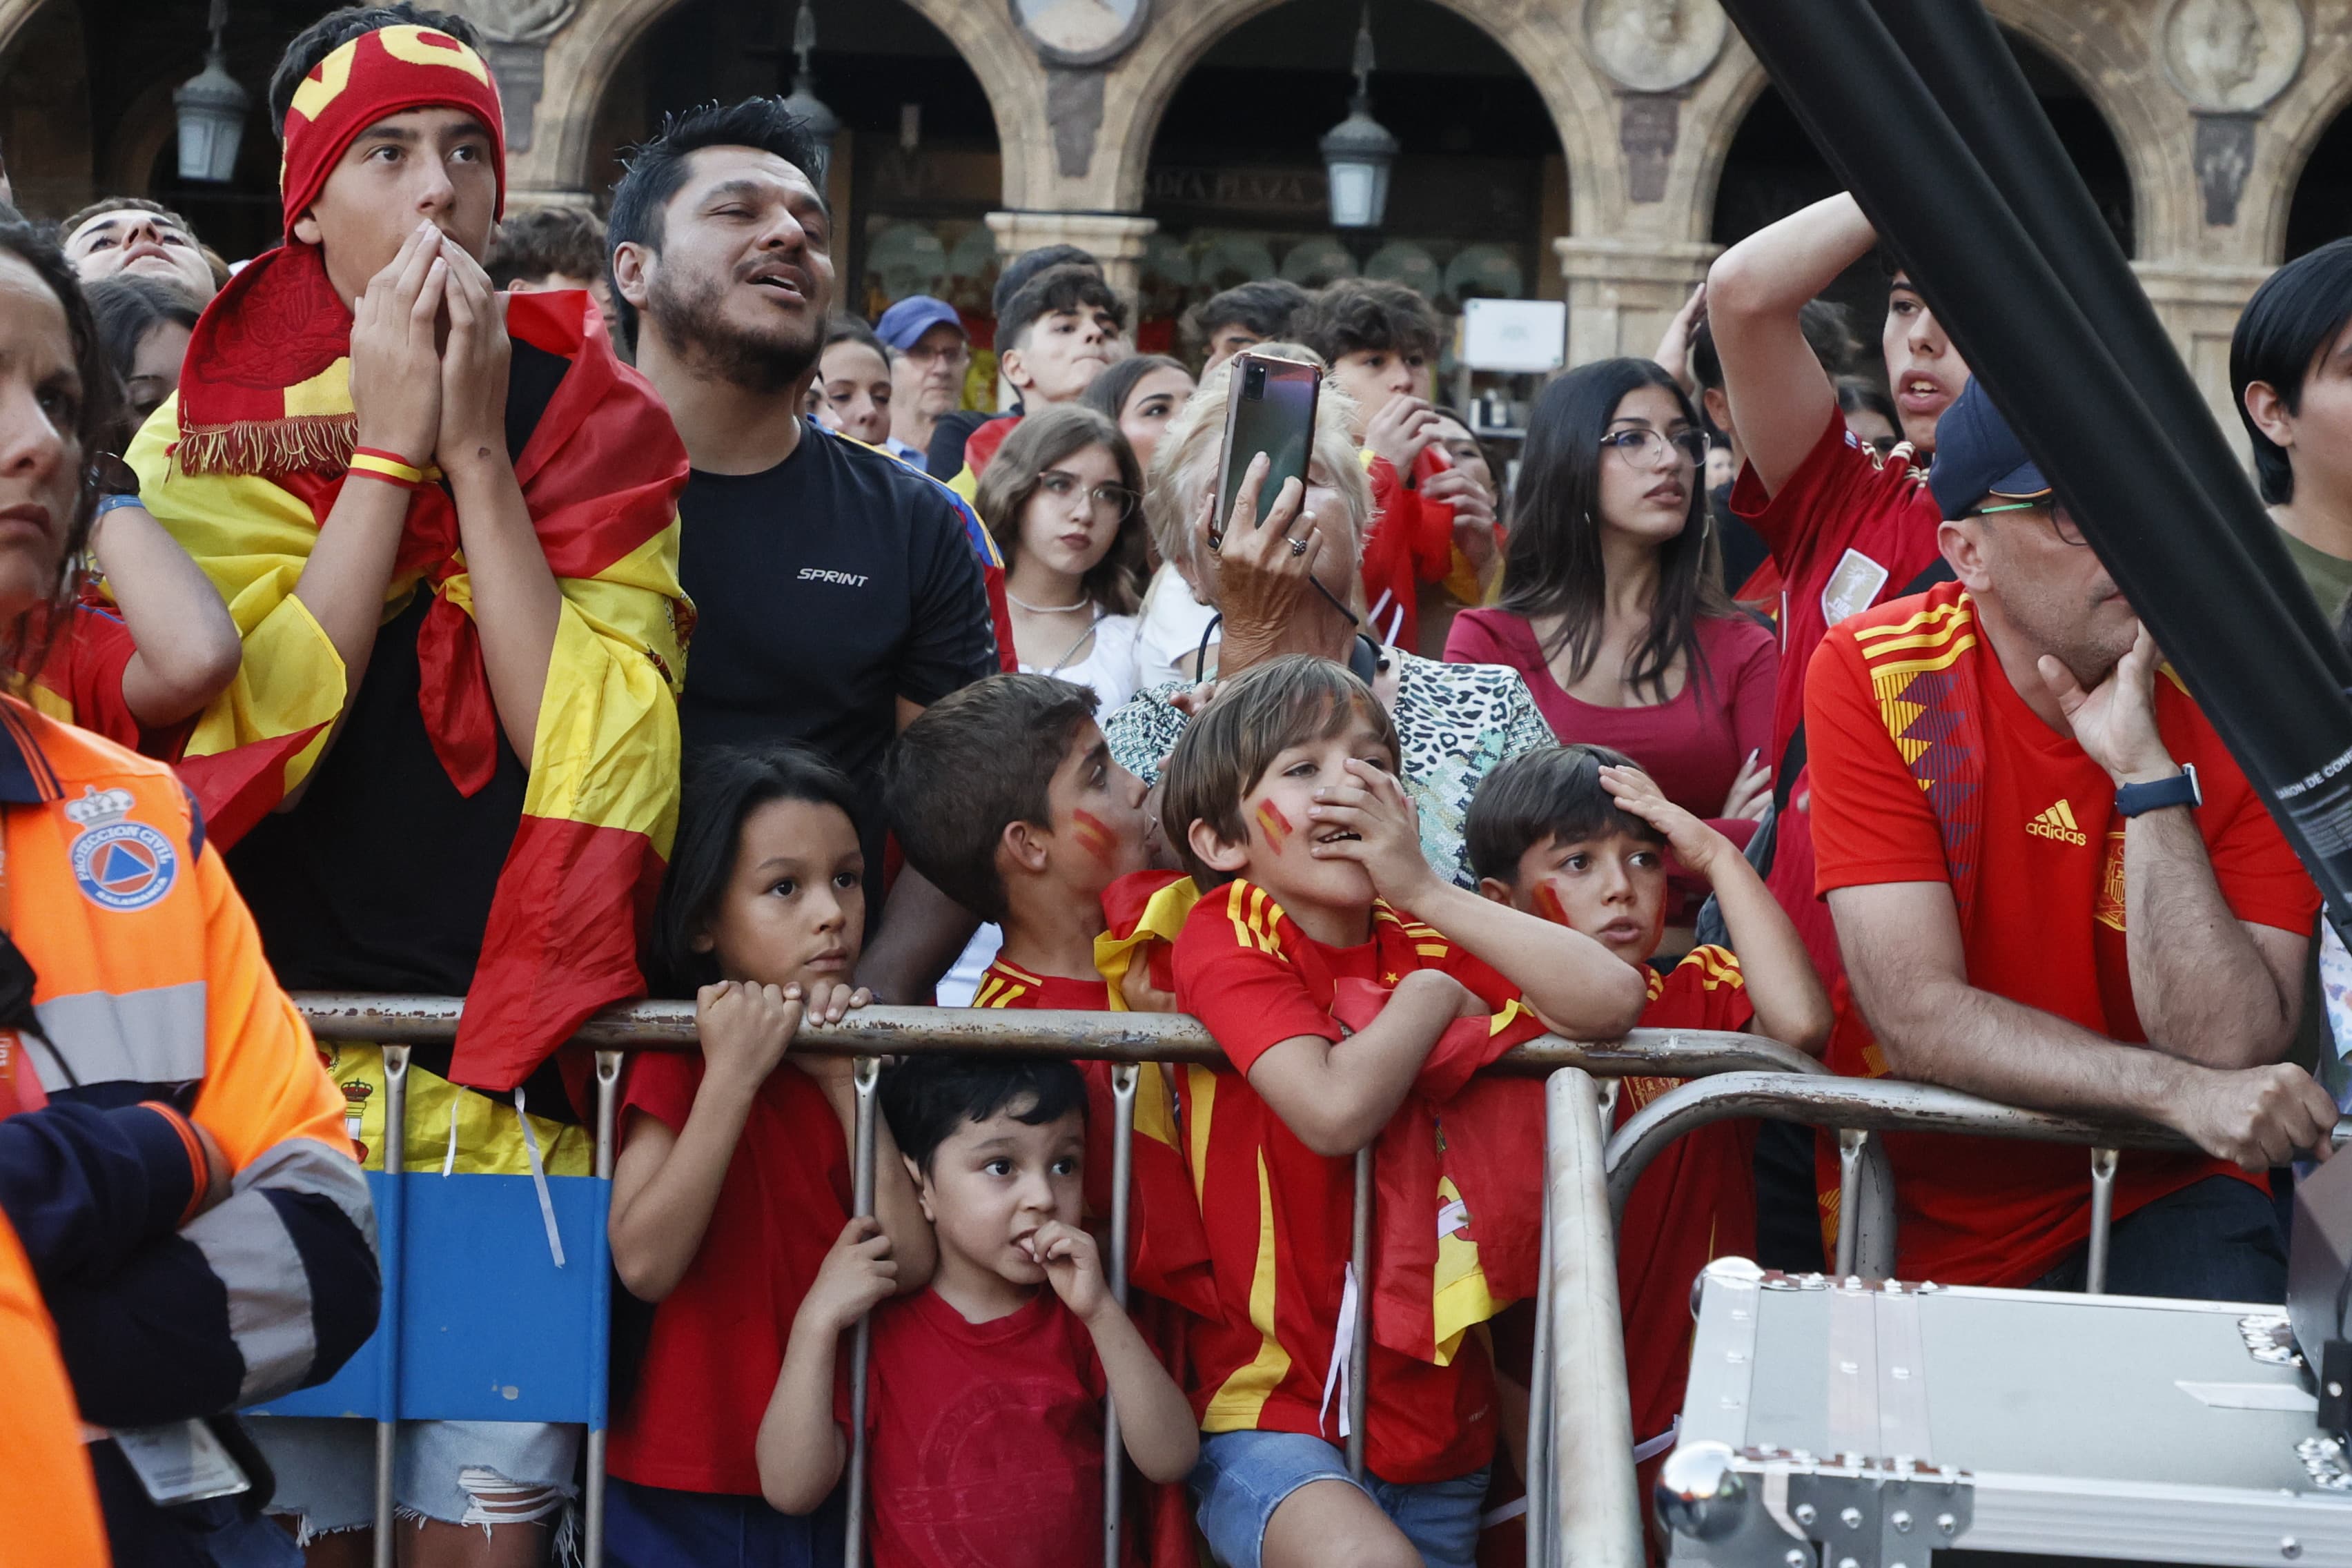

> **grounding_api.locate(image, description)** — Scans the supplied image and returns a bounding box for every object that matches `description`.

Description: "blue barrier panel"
[249,1171,609,1430]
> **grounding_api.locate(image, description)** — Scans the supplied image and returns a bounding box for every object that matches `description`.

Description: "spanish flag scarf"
[131,24,690,1092]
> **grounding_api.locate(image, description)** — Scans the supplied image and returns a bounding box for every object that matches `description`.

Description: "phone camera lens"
[1244,362,1267,398]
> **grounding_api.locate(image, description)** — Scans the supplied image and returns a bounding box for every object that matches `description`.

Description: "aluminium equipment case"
[1657,1257,2352,1567]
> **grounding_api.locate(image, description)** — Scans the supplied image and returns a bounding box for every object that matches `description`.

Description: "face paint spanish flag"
[128,27,688,1093]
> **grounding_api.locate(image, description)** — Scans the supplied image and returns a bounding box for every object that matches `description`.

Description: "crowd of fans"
[5,3,2352,1566]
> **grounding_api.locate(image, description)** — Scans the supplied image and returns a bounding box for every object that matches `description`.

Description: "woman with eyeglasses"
[1446,357,1780,943]
[973,403,1148,711]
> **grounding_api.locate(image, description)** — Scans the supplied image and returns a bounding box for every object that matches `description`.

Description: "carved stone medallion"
[1012,0,1151,70]
[2161,0,2305,114]
[1581,0,1727,95]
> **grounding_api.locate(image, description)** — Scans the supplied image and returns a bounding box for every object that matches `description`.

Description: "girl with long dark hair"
[1446,357,1778,936]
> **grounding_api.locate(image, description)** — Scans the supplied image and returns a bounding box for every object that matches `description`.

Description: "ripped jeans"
[251,1418,578,1551]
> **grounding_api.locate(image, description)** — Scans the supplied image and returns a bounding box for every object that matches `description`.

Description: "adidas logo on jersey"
[2028,798,2088,846]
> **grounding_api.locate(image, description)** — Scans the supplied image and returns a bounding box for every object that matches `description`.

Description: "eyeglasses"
[1600,427,1710,469]
[1971,498,2087,545]
[900,341,970,368]
[1038,469,1140,520]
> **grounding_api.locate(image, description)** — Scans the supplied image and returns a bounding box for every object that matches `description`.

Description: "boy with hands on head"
[758,1056,1197,1568]
[1158,656,1644,1568]
[1465,743,1831,1469]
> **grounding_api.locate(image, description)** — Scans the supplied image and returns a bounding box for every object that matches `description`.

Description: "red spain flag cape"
[128,23,688,1093]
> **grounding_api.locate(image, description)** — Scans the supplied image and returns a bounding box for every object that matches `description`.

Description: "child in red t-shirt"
[1155,656,1647,1568]
[758,1054,1199,1566]
[1464,743,1830,1466]
[882,672,1159,1015]
[601,743,935,1567]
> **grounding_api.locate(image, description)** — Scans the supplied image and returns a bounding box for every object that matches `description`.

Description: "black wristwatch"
[2115,764,2200,818]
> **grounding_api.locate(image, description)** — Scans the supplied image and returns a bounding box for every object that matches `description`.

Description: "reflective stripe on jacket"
[0,694,378,1427]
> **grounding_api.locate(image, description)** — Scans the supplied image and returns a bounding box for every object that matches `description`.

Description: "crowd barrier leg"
[844,1057,880,1568]
[373,1046,410,1568]
[1523,1161,1555,1555]
[1104,1064,1137,1568]
[1833,1128,1870,1278]
[2086,1146,2118,1295]
[1543,1069,1641,1568]
[1346,1145,1372,1482]
[585,1050,622,1567]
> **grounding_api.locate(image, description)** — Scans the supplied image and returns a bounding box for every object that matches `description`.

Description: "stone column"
[983,210,1157,297]
[2134,259,2274,450]
[1554,237,1718,369]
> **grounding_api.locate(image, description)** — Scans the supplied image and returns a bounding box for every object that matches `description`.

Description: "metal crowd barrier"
[1605,1070,2351,1293]
[1525,1068,2352,1558]
[271,996,1827,1567]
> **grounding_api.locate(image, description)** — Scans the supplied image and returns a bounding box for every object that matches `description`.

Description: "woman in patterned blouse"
[1101,344,1552,888]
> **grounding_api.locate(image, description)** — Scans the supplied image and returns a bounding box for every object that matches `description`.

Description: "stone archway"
[522,0,1050,208]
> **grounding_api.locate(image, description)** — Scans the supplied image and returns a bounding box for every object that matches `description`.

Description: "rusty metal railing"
[280,997,1829,1567]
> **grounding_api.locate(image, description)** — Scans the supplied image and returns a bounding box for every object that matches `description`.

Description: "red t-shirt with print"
[847,1286,1109,1568]
[607,1053,853,1494]
[1805,582,2319,1287]
[1730,409,1946,982]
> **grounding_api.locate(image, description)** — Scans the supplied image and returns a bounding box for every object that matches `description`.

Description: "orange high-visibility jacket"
[0,1204,108,1567]
[0,694,377,1444]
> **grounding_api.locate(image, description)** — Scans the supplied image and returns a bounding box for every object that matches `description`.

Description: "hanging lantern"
[1320,8,1398,230]
[175,0,249,184]
[780,1,839,181]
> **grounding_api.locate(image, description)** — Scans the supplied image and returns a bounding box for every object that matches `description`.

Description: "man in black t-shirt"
[609,98,1000,991]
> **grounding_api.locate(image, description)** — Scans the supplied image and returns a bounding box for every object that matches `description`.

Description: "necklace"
[1006,589,1092,613]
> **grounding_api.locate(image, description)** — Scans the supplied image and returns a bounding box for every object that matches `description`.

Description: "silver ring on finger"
[1289,536,1310,557]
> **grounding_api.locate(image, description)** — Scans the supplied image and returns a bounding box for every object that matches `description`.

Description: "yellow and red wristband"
[347,447,434,491]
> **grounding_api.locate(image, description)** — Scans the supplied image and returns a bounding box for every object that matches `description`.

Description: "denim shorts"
[249,1417,579,1538]
[1188,1429,1489,1568]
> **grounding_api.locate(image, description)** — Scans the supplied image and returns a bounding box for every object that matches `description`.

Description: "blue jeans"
[1190,1429,1489,1568]
[603,1478,845,1568]
[2035,1174,2287,1302]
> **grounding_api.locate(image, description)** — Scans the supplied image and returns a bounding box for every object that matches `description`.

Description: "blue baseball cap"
[1927,376,2050,518]
[874,295,966,352]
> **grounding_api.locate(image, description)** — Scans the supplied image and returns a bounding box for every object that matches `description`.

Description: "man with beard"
[1804,378,2333,1300]
[608,99,1003,996]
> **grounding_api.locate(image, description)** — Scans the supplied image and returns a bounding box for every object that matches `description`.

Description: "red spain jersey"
[1729,409,1945,986]
[1614,947,1756,1448]
[972,957,1119,1215]
[1170,881,1547,1484]
[1806,582,2317,1286]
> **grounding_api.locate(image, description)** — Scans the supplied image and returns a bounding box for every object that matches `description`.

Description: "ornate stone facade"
[3,0,2349,416]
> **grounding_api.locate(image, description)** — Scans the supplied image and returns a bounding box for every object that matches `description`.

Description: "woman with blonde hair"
[1101,346,1551,888]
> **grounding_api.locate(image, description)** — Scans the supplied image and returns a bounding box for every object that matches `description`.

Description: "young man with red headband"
[127,6,692,1561]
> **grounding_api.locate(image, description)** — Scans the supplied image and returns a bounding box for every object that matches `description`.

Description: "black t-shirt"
[678,420,999,895]
[925,409,1014,480]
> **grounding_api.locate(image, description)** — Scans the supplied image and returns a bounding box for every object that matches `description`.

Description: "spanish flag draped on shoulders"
[126,23,689,1173]
[1168,878,1549,1484]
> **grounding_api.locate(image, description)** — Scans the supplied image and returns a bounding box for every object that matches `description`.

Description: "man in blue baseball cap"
[1803,373,2333,1302]
[876,293,970,467]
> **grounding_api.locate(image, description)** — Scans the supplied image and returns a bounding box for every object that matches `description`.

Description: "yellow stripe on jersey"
[1852,599,1968,644]
[1187,1064,1218,1206]
[1202,1151,1295,1431]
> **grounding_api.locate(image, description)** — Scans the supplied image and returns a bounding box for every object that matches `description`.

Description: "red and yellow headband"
[278,23,506,237]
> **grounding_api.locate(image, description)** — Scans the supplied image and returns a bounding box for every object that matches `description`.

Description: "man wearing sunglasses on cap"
[1802,375,2333,1301]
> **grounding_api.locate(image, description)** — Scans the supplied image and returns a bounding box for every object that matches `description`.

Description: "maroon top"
[1445,608,1778,916]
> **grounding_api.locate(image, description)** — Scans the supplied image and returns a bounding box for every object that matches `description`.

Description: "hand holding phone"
[1217,353,1322,536]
